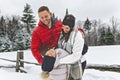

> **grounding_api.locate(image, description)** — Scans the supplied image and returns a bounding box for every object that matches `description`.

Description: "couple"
[31,6,88,80]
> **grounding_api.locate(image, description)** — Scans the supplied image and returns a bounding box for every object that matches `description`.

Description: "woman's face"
[62,25,70,33]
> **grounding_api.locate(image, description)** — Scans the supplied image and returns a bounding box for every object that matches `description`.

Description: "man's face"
[62,25,70,33]
[38,10,51,26]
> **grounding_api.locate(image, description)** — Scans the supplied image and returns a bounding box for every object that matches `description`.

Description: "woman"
[41,14,85,80]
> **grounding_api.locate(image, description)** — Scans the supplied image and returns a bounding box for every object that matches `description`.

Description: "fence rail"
[0,51,120,73]
[0,50,39,73]
[86,64,120,72]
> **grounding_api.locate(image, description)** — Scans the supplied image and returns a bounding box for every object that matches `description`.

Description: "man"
[31,6,62,65]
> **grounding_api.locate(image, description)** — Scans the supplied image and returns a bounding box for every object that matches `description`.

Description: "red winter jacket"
[31,19,62,64]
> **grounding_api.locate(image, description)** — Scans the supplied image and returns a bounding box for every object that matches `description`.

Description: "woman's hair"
[61,30,71,42]
[62,14,75,42]
[62,14,75,30]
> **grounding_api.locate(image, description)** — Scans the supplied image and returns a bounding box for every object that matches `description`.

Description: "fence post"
[19,51,24,68]
[16,50,20,72]
[16,50,24,72]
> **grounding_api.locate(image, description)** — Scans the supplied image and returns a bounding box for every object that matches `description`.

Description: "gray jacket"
[57,29,84,79]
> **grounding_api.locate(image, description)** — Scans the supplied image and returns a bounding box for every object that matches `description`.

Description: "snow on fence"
[0,50,39,73]
[87,64,120,72]
[0,51,120,73]
[15,50,39,73]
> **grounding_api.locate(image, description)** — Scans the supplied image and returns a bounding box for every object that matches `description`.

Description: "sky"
[0,0,120,23]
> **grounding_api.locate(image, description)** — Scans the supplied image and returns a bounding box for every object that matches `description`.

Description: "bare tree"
[110,16,120,44]
[110,16,119,35]
[91,20,98,46]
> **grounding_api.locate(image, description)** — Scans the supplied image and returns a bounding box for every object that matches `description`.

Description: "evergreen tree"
[65,8,68,15]
[116,32,120,44]
[0,36,12,52]
[0,16,6,36]
[21,3,36,34]
[52,13,55,18]
[83,18,91,45]
[105,27,115,45]
[6,16,21,50]
[99,27,106,45]
[14,29,27,50]
[84,18,91,31]
[7,17,20,42]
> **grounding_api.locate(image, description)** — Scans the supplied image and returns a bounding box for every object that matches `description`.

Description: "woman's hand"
[45,49,56,57]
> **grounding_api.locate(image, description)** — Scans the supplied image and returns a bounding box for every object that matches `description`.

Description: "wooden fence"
[16,50,26,73]
[0,51,120,73]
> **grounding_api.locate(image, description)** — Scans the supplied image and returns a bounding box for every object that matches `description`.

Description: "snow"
[0,68,40,80]
[82,69,120,80]
[86,45,120,65]
[0,45,120,80]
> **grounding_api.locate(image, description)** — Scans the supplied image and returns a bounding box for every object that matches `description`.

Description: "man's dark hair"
[38,6,50,13]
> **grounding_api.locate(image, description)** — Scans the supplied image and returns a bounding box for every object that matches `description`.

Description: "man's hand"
[45,49,56,57]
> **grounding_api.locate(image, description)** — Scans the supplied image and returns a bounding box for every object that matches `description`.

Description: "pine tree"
[65,8,68,16]
[52,13,55,18]
[105,27,115,45]
[84,18,91,31]
[21,3,36,34]
[6,16,21,50]
[99,27,106,45]
[83,18,91,45]
[0,16,6,36]
[116,32,120,44]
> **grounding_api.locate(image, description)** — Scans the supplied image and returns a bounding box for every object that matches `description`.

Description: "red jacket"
[31,19,62,64]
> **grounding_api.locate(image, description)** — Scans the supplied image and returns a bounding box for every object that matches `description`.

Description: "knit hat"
[42,55,56,72]
[62,14,75,29]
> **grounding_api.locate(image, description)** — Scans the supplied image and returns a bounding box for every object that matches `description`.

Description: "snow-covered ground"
[86,45,120,65]
[0,45,120,80]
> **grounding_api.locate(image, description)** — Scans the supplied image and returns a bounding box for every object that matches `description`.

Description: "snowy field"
[0,45,120,80]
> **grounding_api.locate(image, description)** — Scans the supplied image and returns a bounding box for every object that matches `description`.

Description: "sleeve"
[31,31,43,64]
[53,48,69,68]
[59,31,84,64]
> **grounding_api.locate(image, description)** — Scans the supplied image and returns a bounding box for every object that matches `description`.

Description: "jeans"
[82,60,87,74]
[68,61,87,80]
